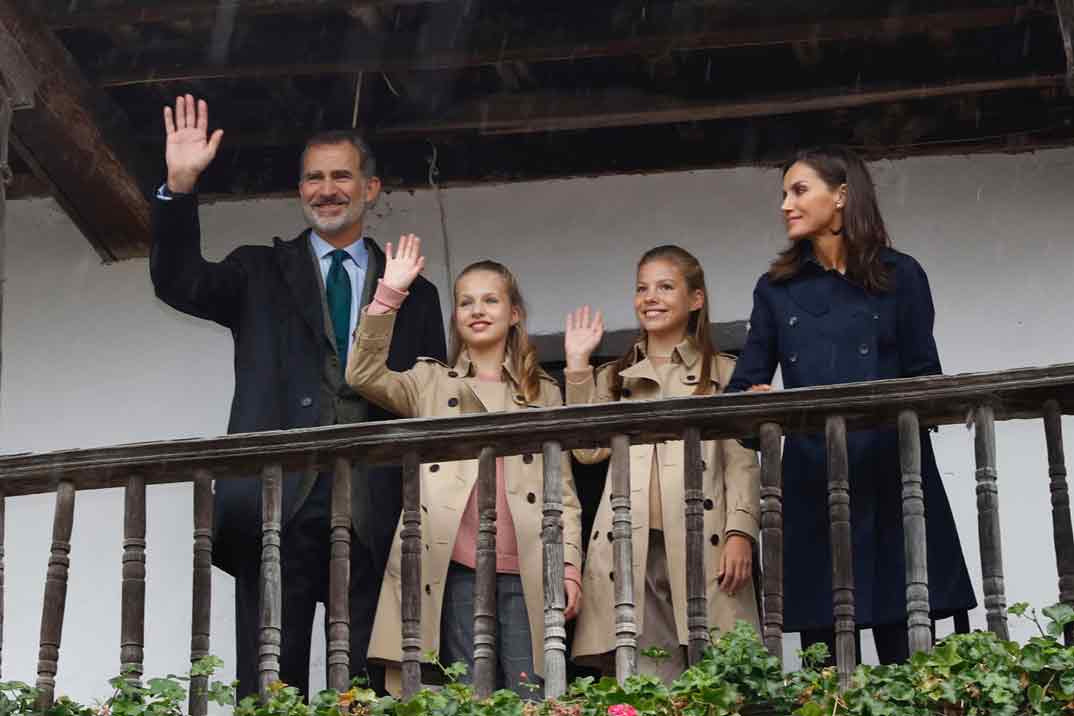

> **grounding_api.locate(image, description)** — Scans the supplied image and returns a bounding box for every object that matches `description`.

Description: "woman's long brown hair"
[610,245,718,399]
[448,260,542,403]
[770,145,893,293]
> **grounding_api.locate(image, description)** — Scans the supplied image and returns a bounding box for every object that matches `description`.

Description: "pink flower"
[608,705,637,716]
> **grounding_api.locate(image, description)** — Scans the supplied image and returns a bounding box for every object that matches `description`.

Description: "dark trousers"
[438,562,536,698]
[234,475,383,699]
[800,623,910,666]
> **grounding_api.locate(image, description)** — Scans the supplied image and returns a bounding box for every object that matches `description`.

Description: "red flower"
[608,705,637,716]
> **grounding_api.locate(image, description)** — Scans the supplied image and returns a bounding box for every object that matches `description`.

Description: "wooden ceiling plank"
[94,5,1042,87]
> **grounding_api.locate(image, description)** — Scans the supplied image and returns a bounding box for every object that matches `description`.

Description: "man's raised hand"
[382,234,426,293]
[164,94,224,194]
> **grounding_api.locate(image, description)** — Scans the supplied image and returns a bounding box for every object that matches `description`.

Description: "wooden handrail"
[1,363,1072,494]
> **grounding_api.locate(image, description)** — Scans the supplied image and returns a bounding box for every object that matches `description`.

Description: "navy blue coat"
[150,193,447,577]
[727,245,976,630]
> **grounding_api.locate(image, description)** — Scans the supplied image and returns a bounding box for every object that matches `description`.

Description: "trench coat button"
[523,454,534,464]
[448,370,459,378]
[609,571,615,581]
[607,531,613,542]
[593,531,600,541]
[788,353,798,364]
[859,343,870,356]
[516,394,525,403]
[448,397,459,408]
[710,534,720,546]
[701,460,708,472]
[425,584,431,595]
[704,499,714,510]
[789,315,799,327]
[621,388,632,398]
[430,464,440,473]
[686,374,696,381]
[300,396,313,407]
[527,492,536,504]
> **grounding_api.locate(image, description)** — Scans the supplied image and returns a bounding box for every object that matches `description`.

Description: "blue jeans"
[439,562,538,698]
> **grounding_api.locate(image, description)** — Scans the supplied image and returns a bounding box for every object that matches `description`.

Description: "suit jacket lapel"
[276,230,331,348]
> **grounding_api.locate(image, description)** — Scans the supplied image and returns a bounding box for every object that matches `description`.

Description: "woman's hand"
[565,305,604,371]
[565,579,582,620]
[717,534,753,596]
[382,234,425,293]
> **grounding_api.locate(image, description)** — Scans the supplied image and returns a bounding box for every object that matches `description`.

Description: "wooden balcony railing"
[1,363,1073,708]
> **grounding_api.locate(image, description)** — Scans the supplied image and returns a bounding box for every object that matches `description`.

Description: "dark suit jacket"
[150,193,447,576]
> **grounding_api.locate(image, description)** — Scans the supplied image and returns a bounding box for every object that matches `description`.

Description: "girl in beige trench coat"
[346,236,583,697]
[563,245,761,683]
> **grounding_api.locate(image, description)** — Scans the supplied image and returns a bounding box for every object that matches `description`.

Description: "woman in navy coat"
[727,146,976,663]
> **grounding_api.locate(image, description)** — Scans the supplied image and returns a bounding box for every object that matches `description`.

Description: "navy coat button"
[859,344,870,356]
[873,313,880,320]
[300,396,313,407]
[447,370,459,378]
[788,353,798,364]
[789,315,799,327]
[448,397,459,407]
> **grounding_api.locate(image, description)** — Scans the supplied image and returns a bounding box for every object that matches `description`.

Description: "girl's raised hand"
[564,305,604,371]
[382,234,425,293]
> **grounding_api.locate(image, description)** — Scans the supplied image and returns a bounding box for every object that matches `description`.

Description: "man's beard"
[302,199,367,235]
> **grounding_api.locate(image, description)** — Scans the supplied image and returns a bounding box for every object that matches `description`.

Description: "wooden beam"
[96,6,1041,87]
[36,0,452,30]
[0,362,1072,496]
[0,0,150,262]
[377,74,1067,137]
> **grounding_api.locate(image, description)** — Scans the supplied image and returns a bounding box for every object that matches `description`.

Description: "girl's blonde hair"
[448,260,542,403]
[611,245,718,398]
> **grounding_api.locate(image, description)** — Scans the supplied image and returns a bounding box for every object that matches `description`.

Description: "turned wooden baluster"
[898,411,932,655]
[121,473,147,682]
[541,441,568,699]
[610,434,638,683]
[400,452,422,698]
[259,464,284,697]
[684,427,708,665]
[327,458,353,691]
[1043,400,1074,645]
[189,470,214,716]
[35,480,76,710]
[0,489,5,679]
[759,422,784,663]
[473,447,498,699]
[826,416,855,691]
[974,405,1009,640]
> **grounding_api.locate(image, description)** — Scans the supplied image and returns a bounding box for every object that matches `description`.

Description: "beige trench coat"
[345,310,583,687]
[566,340,761,664]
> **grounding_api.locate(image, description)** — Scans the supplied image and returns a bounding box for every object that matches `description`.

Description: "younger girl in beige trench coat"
[345,236,583,697]
[563,245,761,683]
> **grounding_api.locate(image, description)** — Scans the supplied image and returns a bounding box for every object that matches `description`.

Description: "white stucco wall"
[1,148,1073,701]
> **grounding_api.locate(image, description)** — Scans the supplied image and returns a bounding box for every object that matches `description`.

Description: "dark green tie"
[326,249,352,368]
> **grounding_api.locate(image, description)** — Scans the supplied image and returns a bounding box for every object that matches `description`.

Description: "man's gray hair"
[300,130,377,180]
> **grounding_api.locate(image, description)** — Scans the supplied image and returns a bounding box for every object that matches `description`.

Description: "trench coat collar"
[452,349,524,389]
[618,337,701,383]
